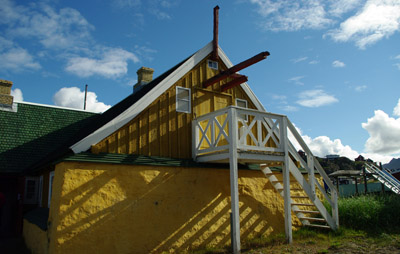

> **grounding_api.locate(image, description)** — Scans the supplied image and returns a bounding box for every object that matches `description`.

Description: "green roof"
[60,152,261,170]
[0,103,97,174]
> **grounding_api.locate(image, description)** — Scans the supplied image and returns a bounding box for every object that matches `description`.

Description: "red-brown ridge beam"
[211,5,220,61]
[221,74,248,92]
[203,51,270,88]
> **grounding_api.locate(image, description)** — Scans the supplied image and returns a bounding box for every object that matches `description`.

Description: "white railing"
[365,162,400,194]
[192,106,286,158]
[192,106,339,229]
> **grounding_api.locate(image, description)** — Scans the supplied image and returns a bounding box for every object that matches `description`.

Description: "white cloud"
[326,0,400,49]
[53,87,111,113]
[281,105,299,112]
[354,85,367,92]
[288,76,305,85]
[291,56,308,63]
[250,0,333,31]
[394,99,400,117]
[65,48,139,78]
[11,88,23,102]
[332,60,345,67]
[1,1,94,50]
[0,47,41,71]
[288,123,359,160]
[328,0,363,17]
[309,60,319,64]
[362,109,400,154]
[297,89,338,107]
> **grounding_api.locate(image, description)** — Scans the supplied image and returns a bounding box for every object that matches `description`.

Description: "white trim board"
[70,41,268,153]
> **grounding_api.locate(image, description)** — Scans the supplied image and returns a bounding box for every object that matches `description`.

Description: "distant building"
[326,154,340,160]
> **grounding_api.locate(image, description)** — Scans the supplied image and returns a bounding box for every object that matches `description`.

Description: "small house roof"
[0,102,97,174]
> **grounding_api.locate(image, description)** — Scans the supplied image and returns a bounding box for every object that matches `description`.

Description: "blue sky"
[1,0,400,163]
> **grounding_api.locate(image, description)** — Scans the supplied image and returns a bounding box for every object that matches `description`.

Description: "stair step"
[301,217,326,222]
[263,172,275,176]
[291,196,309,199]
[297,210,320,214]
[306,224,331,229]
[291,188,303,191]
[291,203,315,206]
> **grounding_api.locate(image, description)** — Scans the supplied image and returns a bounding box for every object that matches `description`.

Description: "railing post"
[228,107,240,254]
[308,155,315,200]
[281,116,292,243]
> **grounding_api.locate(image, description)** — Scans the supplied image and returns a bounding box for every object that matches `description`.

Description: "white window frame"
[207,60,218,70]
[236,98,248,122]
[24,177,39,204]
[48,171,55,208]
[176,86,191,113]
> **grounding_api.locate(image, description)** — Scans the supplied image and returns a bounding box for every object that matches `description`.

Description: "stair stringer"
[364,162,400,195]
[288,159,337,230]
[261,166,311,226]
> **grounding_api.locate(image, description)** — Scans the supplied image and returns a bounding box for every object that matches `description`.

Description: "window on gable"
[176,87,191,113]
[207,60,218,70]
[236,98,248,122]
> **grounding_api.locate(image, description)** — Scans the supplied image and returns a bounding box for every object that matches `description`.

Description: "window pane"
[177,88,189,100]
[177,100,189,112]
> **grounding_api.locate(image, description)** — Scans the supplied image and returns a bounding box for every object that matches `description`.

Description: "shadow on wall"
[48,163,286,253]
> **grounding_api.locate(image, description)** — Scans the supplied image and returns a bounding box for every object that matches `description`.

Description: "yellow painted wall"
[47,161,303,254]
[23,219,48,254]
[92,56,259,159]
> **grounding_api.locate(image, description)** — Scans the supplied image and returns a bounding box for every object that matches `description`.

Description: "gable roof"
[0,102,97,174]
[71,41,267,154]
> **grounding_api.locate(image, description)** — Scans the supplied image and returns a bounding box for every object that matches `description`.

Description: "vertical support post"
[228,107,240,253]
[332,188,339,229]
[281,116,292,243]
[308,155,315,200]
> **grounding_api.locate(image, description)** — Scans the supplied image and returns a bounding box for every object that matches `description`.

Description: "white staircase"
[365,162,400,194]
[192,106,339,251]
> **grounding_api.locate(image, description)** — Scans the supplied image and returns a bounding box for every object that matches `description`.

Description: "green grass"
[326,193,400,233]
[192,193,400,253]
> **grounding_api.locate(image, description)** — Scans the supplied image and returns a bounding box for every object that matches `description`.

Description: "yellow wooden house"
[22,7,339,254]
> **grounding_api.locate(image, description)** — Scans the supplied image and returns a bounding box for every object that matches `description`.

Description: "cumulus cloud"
[297,89,338,107]
[53,87,111,113]
[332,60,345,67]
[362,109,400,154]
[65,48,139,78]
[248,0,400,49]
[0,0,94,50]
[288,123,359,160]
[0,47,41,72]
[394,99,400,117]
[326,0,400,49]
[11,88,23,102]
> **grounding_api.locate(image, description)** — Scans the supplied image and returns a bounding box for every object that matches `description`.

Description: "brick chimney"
[0,79,14,107]
[133,67,154,92]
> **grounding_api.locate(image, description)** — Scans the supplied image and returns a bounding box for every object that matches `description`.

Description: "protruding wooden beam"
[211,6,220,61]
[203,51,270,88]
[221,74,248,92]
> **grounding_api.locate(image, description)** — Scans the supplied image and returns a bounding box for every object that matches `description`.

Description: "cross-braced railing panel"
[236,108,283,153]
[192,106,286,158]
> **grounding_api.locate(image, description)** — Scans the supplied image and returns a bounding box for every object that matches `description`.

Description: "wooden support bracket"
[220,74,248,92]
[203,51,270,88]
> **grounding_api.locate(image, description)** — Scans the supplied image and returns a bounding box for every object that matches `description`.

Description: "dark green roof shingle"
[0,103,97,174]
